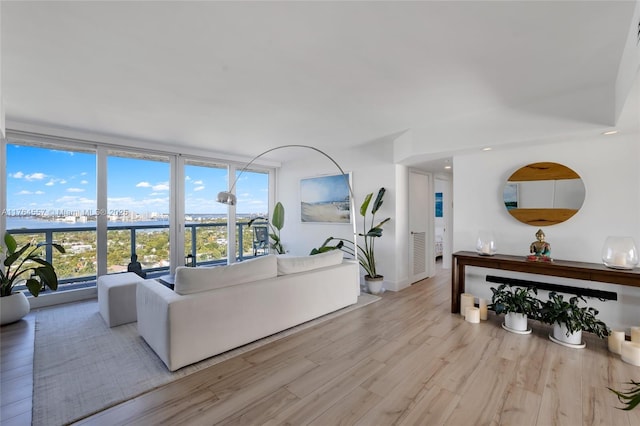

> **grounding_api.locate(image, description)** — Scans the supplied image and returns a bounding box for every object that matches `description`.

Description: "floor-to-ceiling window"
[184,161,229,266]
[3,132,275,300]
[106,152,170,275]
[235,168,270,258]
[5,143,98,287]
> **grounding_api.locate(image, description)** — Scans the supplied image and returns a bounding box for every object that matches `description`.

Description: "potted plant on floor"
[1,232,66,325]
[489,284,541,333]
[540,292,609,347]
[310,187,390,294]
[247,202,285,254]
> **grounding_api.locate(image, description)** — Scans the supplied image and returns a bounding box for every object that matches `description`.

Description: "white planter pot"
[504,312,528,332]
[365,276,384,295]
[553,323,582,346]
[0,292,31,325]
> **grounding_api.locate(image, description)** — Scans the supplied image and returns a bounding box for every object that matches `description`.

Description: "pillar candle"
[465,307,480,324]
[613,253,628,268]
[621,341,640,366]
[608,330,625,354]
[631,326,640,343]
[479,298,488,321]
[460,293,475,317]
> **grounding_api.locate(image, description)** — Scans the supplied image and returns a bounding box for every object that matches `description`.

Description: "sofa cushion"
[277,250,344,276]
[174,254,277,295]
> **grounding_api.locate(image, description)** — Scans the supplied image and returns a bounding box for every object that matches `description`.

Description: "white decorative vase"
[552,323,582,346]
[1,292,31,325]
[504,312,528,332]
[365,276,384,295]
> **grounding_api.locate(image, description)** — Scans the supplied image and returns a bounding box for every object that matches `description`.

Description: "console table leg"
[451,256,465,313]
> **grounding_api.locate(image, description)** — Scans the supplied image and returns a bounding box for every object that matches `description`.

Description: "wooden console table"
[451,251,640,313]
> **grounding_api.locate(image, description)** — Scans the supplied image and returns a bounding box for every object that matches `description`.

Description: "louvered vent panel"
[413,232,426,275]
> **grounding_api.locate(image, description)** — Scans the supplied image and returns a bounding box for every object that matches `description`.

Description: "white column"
[96,147,108,277]
[170,155,185,274]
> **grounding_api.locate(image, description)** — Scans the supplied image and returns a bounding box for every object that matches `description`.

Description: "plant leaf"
[371,187,386,214]
[272,202,285,231]
[25,278,42,297]
[360,193,373,217]
[4,232,18,254]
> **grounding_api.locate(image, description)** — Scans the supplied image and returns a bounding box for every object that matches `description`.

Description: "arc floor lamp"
[216,144,358,260]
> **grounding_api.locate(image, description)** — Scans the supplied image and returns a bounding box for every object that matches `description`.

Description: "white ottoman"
[98,272,144,327]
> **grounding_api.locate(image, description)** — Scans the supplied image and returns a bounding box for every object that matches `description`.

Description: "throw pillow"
[174,254,277,295]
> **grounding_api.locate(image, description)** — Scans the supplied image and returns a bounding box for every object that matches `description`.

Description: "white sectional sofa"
[136,251,359,371]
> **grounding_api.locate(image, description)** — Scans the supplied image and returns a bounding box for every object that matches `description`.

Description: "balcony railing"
[7,221,264,293]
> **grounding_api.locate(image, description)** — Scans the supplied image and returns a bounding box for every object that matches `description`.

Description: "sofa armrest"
[136,280,181,369]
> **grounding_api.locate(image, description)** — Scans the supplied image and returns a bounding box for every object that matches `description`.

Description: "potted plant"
[540,292,609,347]
[489,284,540,333]
[247,202,285,254]
[1,232,65,325]
[310,187,390,294]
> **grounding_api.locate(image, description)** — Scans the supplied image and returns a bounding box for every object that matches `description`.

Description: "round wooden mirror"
[503,162,585,226]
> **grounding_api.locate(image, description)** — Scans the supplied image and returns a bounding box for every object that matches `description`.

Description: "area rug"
[32,293,380,426]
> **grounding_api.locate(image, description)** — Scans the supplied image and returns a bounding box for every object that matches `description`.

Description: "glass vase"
[602,236,638,270]
[476,231,496,256]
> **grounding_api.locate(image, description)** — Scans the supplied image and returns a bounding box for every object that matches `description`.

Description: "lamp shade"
[217,191,237,206]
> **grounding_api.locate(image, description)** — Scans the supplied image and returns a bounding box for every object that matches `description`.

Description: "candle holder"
[601,236,638,270]
[476,231,496,256]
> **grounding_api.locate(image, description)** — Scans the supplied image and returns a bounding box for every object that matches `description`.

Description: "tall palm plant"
[247,202,285,254]
[311,187,390,278]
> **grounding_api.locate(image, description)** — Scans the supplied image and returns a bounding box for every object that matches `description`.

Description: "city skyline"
[6,144,269,218]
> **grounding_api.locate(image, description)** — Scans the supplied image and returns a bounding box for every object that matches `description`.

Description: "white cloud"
[193,180,204,185]
[17,190,32,195]
[35,190,45,195]
[136,181,152,188]
[25,172,46,181]
[45,180,55,186]
[10,171,24,179]
[80,180,88,185]
[185,176,191,181]
[152,182,170,191]
[194,186,205,192]
[67,188,85,193]
[59,179,67,184]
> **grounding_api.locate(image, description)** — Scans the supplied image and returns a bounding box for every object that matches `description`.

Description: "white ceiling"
[2,1,639,167]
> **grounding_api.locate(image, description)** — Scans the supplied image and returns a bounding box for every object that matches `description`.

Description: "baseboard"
[28,287,97,309]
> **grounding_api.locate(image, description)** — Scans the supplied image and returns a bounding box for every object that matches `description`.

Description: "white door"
[409,170,432,283]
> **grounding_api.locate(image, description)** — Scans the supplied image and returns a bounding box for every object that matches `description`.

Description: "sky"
[5,144,269,218]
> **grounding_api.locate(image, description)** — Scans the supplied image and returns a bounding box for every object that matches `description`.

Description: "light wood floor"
[3,263,640,425]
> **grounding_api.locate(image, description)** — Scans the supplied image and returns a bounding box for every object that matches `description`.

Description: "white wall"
[277,141,408,291]
[453,134,640,331]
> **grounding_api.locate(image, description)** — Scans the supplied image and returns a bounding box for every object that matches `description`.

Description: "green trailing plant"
[489,284,541,318]
[539,292,609,338]
[608,380,640,411]
[1,232,66,297]
[310,187,390,278]
[247,201,285,254]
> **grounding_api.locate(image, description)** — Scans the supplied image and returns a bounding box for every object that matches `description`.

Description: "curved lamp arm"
[217,144,358,261]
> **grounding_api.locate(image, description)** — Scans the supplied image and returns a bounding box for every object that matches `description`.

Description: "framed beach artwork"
[300,173,352,223]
